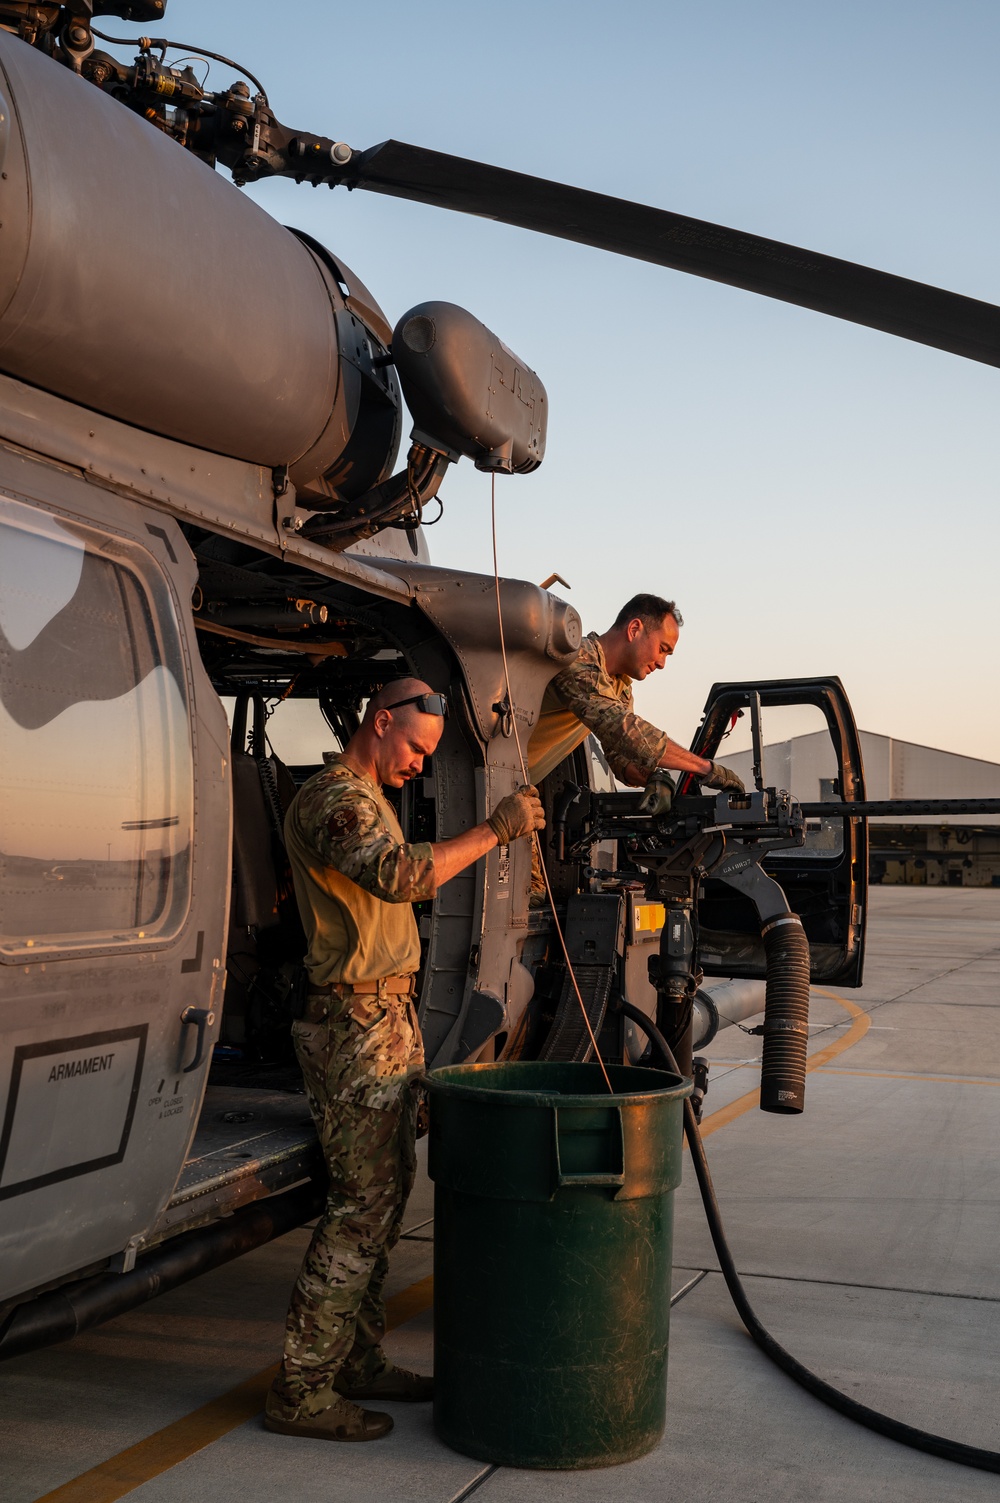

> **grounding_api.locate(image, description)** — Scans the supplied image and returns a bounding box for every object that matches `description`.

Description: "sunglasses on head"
[383,691,450,720]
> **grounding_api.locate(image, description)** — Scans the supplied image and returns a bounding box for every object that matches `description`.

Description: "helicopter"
[0,0,997,1357]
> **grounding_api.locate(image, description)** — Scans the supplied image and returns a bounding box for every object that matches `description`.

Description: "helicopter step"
[0,1078,323,1361]
[144,1083,321,1250]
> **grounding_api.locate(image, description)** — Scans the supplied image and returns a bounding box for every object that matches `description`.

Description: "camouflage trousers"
[270,984,422,1418]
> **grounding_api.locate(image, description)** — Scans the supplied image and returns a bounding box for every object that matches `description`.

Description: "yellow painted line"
[699,988,870,1140]
[706,1062,1000,1089]
[817,1068,1000,1087]
[35,1275,435,1503]
[381,1272,434,1328]
[807,988,872,1067]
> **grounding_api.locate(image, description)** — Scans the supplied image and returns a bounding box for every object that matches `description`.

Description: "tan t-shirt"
[284,755,435,986]
[527,632,670,785]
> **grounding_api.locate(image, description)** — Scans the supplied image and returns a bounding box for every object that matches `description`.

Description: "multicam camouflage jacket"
[284,755,435,988]
[529,631,670,785]
[293,755,436,904]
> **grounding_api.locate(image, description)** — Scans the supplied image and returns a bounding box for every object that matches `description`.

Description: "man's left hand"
[638,770,676,817]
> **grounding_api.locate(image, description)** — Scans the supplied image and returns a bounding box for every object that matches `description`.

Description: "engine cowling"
[0,33,399,504]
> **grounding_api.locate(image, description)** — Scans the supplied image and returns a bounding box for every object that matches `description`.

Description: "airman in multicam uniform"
[526,594,744,898]
[528,593,746,792]
[265,677,543,1445]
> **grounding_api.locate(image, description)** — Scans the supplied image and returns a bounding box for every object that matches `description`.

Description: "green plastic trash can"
[426,1060,692,1469]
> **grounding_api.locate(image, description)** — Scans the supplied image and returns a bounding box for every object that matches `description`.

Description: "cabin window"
[0,498,193,954]
[713,702,846,860]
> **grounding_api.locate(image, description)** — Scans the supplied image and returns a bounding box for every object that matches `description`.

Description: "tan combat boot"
[335,1362,433,1402]
[264,1389,393,1443]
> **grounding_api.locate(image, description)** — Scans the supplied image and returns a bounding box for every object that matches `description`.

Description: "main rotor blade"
[347,140,1000,368]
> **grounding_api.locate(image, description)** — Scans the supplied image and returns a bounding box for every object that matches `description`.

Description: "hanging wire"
[489,474,614,1095]
[90,29,269,100]
[162,55,212,88]
[419,496,445,526]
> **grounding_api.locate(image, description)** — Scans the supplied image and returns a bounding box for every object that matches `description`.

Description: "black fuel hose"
[617,1000,1000,1476]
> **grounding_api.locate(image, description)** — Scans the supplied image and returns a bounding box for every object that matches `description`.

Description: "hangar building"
[724,730,1000,887]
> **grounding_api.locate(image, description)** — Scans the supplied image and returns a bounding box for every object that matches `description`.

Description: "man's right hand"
[487,786,545,845]
[703,762,746,795]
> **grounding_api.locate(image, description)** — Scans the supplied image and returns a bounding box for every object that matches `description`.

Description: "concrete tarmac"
[2,886,998,1502]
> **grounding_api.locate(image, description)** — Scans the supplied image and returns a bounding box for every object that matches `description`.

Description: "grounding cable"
[489,475,614,1094]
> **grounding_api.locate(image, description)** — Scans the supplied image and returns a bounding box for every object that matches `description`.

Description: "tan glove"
[637,769,676,817]
[487,785,545,844]
[703,761,746,795]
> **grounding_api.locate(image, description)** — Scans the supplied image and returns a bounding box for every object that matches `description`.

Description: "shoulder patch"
[326,803,361,837]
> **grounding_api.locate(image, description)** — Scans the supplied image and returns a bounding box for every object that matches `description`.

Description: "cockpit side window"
[0,498,193,956]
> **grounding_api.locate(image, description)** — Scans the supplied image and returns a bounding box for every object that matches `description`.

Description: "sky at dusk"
[160,1,999,762]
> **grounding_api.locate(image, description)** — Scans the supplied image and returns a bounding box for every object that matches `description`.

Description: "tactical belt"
[307,975,415,998]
